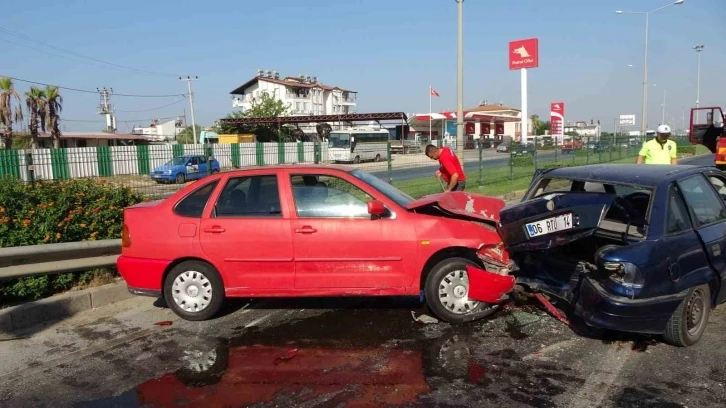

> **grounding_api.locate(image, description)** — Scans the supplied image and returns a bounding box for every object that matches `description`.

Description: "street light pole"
[616,0,684,136]
[694,45,704,109]
[455,0,464,160]
[661,88,666,125]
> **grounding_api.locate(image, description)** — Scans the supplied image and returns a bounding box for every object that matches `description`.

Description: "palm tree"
[25,86,47,149]
[0,77,24,150]
[44,86,63,148]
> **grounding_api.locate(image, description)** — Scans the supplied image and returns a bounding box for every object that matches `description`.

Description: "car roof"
[217,164,356,175]
[541,164,712,187]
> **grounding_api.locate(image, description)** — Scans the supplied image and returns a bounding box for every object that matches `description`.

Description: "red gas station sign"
[508,38,539,70]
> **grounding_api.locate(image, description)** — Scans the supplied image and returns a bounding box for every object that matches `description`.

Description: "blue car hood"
[153,165,176,173]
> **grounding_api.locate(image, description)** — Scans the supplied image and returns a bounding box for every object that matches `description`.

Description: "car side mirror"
[367,200,386,219]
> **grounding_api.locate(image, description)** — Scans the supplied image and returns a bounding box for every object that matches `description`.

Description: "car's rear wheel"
[163,261,224,321]
[663,284,711,347]
[176,173,186,184]
[374,154,381,162]
[424,257,500,323]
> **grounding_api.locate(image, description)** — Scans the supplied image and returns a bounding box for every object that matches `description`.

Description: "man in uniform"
[425,144,467,191]
[636,124,678,165]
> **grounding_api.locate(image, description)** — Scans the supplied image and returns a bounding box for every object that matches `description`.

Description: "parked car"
[497,164,726,346]
[511,143,536,156]
[151,155,221,184]
[561,140,584,154]
[496,142,511,153]
[118,165,515,323]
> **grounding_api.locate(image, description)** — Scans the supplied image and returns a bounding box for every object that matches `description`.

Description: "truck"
[388,124,423,154]
[689,106,726,169]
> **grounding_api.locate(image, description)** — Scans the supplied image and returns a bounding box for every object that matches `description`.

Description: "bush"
[510,156,534,167]
[0,176,145,302]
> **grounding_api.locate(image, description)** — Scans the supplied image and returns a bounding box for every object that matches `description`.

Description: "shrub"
[0,176,145,302]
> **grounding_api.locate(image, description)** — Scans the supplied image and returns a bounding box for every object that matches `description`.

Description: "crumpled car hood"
[406,191,505,224]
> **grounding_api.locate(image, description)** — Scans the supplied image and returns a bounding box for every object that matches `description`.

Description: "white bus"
[327,127,391,163]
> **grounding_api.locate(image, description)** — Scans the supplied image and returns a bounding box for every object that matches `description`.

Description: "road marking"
[569,343,633,408]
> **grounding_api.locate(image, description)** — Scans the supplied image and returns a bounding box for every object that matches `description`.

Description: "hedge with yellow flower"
[0,176,145,303]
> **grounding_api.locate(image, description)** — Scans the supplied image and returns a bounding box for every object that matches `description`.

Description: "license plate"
[525,213,573,238]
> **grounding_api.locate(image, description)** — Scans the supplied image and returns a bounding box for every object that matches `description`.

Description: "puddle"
[71,304,586,407]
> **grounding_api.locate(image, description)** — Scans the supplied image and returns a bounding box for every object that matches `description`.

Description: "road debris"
[411,311,439,325]
[534,293,570,326]
[153,320,173,326]
[274,348,298,365]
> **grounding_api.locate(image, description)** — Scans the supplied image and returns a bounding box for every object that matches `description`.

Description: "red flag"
[430,87,439,97]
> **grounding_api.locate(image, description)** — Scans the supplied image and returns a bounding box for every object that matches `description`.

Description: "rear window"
[174,180,219,218]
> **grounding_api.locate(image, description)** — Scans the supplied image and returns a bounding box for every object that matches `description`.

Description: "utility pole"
[96,87,116,133]
[180,76,199,144]
[455,0,464,159]
[694,45,704,109]
[661,88,666,125]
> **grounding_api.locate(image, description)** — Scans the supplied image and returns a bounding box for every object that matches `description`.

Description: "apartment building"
[230,70,357,117]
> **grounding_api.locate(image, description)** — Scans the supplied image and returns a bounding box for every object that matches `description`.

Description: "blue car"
[498,164,726,346]
[150,154,221,184]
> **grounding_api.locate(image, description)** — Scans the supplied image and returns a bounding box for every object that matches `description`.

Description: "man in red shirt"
[425,144,467,192]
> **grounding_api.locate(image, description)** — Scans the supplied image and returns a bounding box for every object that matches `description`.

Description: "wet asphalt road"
[1,292,726,408]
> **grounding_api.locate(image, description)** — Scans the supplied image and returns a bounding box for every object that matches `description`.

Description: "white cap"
[657,124,671,134]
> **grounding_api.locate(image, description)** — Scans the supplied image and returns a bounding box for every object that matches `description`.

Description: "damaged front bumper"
[465,244,516,304]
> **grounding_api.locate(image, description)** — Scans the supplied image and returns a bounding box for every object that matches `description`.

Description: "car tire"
[424,257,500,324]
[163,260,225,321]
[374,154,381,162]
[663,284,711,347]
[354,155,361,164]
[176,173,186,184]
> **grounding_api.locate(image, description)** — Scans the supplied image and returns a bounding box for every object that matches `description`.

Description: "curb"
[0,280,133,332]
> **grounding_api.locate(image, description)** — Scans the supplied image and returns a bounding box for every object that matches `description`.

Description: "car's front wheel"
[176,173,186,184]
[163,261,225,321]
[663,284,711,347]
[424,257,500,323]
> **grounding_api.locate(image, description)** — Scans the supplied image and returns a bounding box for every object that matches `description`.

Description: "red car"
[117,165,514,323]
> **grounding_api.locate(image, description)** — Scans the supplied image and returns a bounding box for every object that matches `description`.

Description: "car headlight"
[165,169,172,175]
[603,261,643,289]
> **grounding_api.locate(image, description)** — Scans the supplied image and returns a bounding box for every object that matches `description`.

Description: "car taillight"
[603,261,643,289]
[122,224,131,248]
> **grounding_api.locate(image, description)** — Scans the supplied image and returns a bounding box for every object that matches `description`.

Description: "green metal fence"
[0,135,703,199]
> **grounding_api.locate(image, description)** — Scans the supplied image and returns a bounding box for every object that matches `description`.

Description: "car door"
[288,172,408,289]
[196,155,208,177]
[703,171,726,303]
[199,173,295,290]
[677,174,726,299]
[649,182,712,297]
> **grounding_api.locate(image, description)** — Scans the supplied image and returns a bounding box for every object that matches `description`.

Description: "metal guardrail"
[0,239,120,281]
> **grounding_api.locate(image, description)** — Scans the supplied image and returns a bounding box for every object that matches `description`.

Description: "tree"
[45,86,63,149]
[25,86,47,149]
[220,91,290,142]
[176,125,203,144]
[530,114,550,136]
[0,77,24,150]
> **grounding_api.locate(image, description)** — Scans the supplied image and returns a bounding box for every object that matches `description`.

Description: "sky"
[1,0,724,133]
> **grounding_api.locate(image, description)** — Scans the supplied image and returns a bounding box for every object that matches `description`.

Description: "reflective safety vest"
[639,138,677,164]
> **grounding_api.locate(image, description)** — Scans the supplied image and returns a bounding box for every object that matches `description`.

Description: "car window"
[678,175,726,226]
[215,175,281,217]
[666,183,692,234]
[291,174,373,218]
[532,178,573,197]
[707,175,726,201]
[174,180,219,218]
